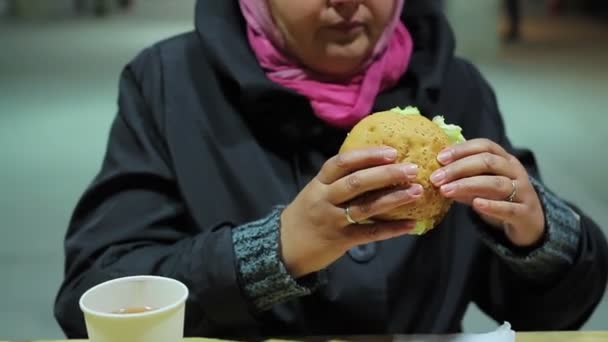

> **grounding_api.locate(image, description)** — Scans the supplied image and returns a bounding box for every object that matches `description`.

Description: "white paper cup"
[79,275,189,342]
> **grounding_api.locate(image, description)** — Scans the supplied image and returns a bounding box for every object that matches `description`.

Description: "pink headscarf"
[239,0,414,128]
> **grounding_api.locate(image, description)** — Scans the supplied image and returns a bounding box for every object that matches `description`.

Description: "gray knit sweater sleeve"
[478,176,581,281]
[232,206,322,312]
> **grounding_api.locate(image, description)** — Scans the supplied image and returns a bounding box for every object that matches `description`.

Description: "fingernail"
[437,150,452,164]
[403,164,418,178]
[408,184,423,196]
[441,183,456,194]
[383,148,398,160]
[430,170,446,184]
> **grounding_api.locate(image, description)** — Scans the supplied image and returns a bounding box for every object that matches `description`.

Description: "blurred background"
[0,0,606,340]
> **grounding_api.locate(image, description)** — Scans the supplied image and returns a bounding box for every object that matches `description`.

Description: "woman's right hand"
[280,147,423,278]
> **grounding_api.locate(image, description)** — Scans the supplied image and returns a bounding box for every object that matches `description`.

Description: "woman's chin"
[326,38,371,61]
[311,50,372,80]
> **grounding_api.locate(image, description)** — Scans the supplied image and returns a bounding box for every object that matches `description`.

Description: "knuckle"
[494,177,507,191]
[308,200,327,226]
[346,174,362,191]
[452,181,467,193]
[508,154,520,165]
[482,153,498,171]
[334,153,349,169]
[507,205,517,217]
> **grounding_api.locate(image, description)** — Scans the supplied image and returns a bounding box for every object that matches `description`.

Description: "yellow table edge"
[6,331,608,342]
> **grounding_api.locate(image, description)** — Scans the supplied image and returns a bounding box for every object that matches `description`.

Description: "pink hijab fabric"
[239,0,414,128]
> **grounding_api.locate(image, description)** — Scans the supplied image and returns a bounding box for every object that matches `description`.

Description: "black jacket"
[54,0,608,338]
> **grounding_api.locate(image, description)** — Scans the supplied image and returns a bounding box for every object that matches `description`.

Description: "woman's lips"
[327,21,365,34]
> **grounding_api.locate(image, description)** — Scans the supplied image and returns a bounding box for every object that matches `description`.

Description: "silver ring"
[344,206,359,225]
[506,180,517,202]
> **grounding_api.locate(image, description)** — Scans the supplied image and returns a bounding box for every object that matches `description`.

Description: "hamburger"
[339,106,466,235]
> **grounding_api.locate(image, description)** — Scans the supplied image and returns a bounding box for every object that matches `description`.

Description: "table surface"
[6,331,608,342]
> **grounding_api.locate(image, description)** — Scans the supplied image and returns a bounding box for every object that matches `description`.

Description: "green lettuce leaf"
[390,106,466,145]
[432,115,466,144]
[390,106,422,116]
[410,219,434,235]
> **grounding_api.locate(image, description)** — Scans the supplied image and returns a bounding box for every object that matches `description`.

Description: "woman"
[55,0,608,338]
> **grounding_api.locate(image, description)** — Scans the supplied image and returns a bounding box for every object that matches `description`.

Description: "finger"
[327,163,418,204]
[439,176,515,204]
[437,138,511,165]
[317,147,398,184]
[344,220,416,246]
[430,152,517,187]
[472,197,526,223]
[341,184,424,224]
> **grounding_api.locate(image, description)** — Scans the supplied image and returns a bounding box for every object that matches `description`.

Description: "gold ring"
[506,180,517,202]
[344,206,359,225]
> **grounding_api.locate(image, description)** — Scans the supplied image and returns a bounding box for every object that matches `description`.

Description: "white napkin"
[394,322,516,342]
[448,322,515,342]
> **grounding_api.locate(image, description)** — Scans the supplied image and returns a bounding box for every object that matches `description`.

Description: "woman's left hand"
[430,138,545,247]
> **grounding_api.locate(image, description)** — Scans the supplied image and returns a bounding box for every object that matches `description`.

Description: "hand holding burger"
[339,106,466,234]
[280,107,545,278]
[280,107,461,277]
[431,138,545,247]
